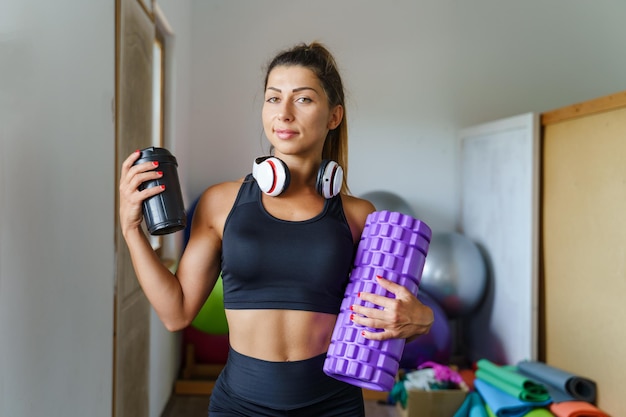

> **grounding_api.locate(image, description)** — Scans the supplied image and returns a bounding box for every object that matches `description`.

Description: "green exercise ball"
[191,274,229,335]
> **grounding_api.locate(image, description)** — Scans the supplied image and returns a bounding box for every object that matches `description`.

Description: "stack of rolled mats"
[453,359,611,417]
[517,360,610,417]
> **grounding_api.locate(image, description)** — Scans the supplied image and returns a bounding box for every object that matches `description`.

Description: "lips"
[274,129,298,139]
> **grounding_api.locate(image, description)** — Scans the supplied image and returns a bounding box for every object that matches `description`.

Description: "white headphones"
[252,156,343,199]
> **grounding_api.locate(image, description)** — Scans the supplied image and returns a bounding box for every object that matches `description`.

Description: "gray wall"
[1,1,625,416]
[187,0,626,232]
[0,1,115,416]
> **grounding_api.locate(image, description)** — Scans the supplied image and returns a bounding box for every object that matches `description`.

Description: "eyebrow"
[266,86,320,94]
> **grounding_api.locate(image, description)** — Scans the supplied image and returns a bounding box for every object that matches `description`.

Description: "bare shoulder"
[199,178,244,207]
[341,194,376,243]
[193,178,245,236]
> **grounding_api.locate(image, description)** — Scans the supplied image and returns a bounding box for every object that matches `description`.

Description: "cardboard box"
[396,388,468,417]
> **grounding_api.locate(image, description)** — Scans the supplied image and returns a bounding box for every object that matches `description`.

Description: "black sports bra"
[220,175,355,314]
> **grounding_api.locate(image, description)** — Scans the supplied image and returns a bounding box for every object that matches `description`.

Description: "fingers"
[120,149,142,175]
[119,150,165,233]
[121,150,161,187]
[374,275,401,292]
[350,294,398,339]
[361,328,396,341]
[350,275,433,340]
[351,307,407,340]
[352,276,408,312]
[351,305,402,338]
[120,150,164,192]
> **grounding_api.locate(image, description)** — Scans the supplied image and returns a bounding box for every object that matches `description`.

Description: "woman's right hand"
[118,150,165,236]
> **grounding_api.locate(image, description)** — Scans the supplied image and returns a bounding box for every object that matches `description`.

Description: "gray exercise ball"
[360,190,415,217]
[420,232,487,319]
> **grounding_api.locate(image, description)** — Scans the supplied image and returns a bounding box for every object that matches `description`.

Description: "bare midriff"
[225,309,338,362]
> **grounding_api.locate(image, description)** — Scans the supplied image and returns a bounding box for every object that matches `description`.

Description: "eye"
[265,96,279,103]
[296,97,313,103]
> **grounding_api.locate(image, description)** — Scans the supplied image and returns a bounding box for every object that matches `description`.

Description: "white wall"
[187,0,626,232]
[0,1,115,416]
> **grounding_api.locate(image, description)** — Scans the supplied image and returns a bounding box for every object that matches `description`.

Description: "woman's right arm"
[118,151,232,331]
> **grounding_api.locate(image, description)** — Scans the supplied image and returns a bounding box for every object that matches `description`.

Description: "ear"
[327,105,344,130]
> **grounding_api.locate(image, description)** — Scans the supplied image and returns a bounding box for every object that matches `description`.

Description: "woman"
[119,42,434,416]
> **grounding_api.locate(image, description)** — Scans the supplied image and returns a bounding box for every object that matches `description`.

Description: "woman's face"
[262,65,343,159]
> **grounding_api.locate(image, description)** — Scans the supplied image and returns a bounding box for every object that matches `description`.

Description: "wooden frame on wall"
[541,90,626,416]
[137,0,153,17]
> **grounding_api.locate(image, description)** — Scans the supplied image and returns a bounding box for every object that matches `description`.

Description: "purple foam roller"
[323,210,431,391]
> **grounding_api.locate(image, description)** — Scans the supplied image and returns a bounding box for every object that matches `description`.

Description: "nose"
[277,101,294,122]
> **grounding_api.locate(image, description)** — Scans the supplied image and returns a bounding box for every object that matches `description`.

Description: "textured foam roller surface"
[323,210,431,391]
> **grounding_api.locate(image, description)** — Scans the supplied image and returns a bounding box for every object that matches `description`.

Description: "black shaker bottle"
[133,147,186,235]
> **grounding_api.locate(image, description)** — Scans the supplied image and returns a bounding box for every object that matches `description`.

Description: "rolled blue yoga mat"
[474,379,552,417]
[516,360,596,404]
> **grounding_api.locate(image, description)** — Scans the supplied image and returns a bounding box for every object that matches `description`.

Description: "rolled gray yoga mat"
[517,360,597,404]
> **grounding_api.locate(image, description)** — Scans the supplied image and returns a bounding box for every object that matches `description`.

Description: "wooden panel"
[542,105,626,416]
[541,90,626,126]
[114,0,154,416]
[459,113,540,365]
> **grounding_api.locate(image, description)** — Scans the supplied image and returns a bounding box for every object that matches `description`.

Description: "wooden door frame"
[113,0,155,415]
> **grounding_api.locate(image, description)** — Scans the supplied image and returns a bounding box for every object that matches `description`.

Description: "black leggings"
[208,348,364,416]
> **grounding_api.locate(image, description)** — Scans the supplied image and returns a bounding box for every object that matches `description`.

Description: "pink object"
[418,361,464,386]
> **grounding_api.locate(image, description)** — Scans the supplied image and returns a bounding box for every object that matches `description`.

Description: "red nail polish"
[157,171,163,176]
[357,292,361,298]
[160,185,166,190]
[152,161,159,167]
[349,305,354,311]
[135,149,140,154]
[350,314,354,321]
[361,331,366,336]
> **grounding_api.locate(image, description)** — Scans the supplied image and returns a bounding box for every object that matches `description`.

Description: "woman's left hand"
[350,276,434,340]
